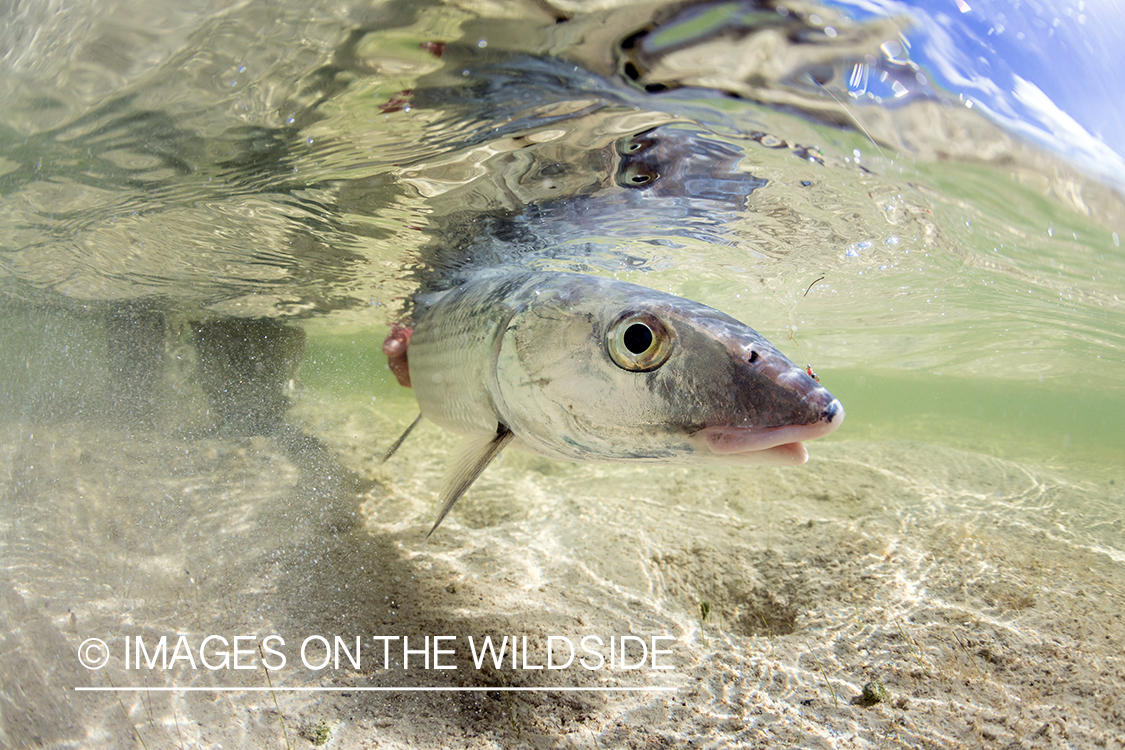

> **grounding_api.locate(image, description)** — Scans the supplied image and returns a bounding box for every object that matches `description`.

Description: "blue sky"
[827,0,1125,186]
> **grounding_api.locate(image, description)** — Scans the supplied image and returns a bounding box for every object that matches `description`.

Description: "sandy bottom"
[1,390,1123,749]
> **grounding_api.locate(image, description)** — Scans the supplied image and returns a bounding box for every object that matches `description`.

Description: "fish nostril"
[748,350,759,364]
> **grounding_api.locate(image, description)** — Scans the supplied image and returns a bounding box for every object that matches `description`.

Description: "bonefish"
[383,269,843,535]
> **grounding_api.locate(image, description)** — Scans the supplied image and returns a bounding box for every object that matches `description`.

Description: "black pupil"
[623,323,654,355]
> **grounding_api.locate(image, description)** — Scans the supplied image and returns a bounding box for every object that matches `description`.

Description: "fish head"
[492,274,844,464]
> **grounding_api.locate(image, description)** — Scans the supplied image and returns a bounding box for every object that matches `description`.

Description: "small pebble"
[862,680,890,705]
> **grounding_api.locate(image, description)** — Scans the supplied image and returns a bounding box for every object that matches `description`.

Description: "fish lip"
[693,399,845,463]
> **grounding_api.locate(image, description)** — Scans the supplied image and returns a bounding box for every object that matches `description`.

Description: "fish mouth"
[693,399,845,465]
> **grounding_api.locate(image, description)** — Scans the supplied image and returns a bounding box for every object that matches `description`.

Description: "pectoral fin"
[428,423,514,537]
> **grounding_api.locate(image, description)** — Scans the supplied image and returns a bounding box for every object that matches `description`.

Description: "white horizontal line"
[75,686,677,693]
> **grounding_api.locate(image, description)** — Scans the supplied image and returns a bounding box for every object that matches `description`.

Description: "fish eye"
[617,162,659,188]
[606,312,673,371]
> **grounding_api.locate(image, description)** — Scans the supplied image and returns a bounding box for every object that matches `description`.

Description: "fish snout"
[737,342,834,408]
[690,341,845,464]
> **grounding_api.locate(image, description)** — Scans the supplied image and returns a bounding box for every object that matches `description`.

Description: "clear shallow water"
[1,1,1123,748]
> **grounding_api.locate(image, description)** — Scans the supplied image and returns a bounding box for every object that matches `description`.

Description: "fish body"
[404,269,842,526]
